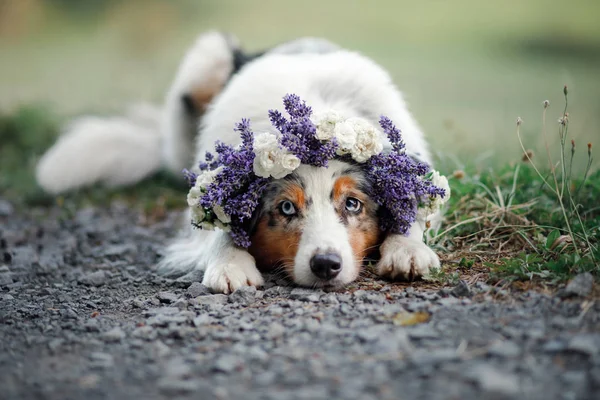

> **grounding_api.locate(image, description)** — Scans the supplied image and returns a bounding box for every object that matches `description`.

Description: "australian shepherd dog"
[36,32,442,293]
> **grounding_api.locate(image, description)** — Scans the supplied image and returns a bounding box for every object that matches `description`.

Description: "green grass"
[432,163,599,283]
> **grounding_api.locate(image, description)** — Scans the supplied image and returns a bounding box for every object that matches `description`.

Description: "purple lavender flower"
[186,95,447,247]
[365,116,446,235]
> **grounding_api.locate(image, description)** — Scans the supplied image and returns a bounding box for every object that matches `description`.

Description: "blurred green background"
[1,0,599,171]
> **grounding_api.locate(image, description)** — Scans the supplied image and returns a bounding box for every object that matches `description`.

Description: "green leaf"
[545,229,560,249]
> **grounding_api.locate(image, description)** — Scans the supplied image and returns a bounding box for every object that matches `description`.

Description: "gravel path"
[1,199,598,400]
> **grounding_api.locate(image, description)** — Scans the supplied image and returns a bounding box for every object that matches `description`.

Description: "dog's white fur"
[36,32,441,293]
[290,162,363,288]
[36,103,163,193]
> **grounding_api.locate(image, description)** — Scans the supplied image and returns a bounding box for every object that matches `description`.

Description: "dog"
[36,31,441,294]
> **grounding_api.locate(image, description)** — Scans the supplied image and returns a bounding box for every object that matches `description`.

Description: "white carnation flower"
[350,120,383,162]
[268,158,293,179]
[195,166,224,190]
[334,120,358,155]
[280,153,301,173]
[213,205,231,224]
[190,205,206,224]
[313,110,345,141]
[430,170,451,207]
[417,171,451,220]
[254,148,282,178]
[253,132,284,178]
[253,131,279,151]
[253,132,298,179]
[186,186,202,207]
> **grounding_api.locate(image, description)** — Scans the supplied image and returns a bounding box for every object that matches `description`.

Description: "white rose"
[253,132,298,179]
[191,205,206,224]
[195,166,224,190]
[350,121,383,163]
[268,155,293,179]
[253,132,279,151]
[253,132,283,178]
[213,205,231,224]
[431,170,451,205]
[419,170,451,217]
[313,110,345,141]
[334,120,358,154]
[280,153,301,174]
[186,186,202,207]
[253,148,280,178]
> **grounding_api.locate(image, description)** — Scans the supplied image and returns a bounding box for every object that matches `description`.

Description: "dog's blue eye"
[279,200,297,216]
[345,197,362,213]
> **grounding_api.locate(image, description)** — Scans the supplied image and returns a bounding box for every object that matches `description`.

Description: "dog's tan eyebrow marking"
[279,183,306,210]
[332,176,362,202]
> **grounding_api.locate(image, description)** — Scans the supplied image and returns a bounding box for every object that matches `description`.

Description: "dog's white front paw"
[376,235,440,280]
[202,250,264,294]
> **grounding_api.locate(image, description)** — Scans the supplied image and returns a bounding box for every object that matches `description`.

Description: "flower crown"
[184,94,450,248]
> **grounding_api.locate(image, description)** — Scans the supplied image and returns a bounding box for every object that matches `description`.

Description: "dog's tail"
[36,104,164,193]
[36,31,241,194]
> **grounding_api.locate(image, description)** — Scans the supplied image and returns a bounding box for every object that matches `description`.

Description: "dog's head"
[249,160,381,288]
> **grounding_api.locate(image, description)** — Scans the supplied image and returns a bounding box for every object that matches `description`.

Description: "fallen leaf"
[392,312,430,326]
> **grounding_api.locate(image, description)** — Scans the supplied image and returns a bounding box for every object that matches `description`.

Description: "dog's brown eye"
[279,200,297,216]
[345,197,362,213]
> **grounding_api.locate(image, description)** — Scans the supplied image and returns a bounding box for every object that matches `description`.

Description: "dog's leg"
[376,218,440,280]
[162,31,239,174]
[157,218,264,293]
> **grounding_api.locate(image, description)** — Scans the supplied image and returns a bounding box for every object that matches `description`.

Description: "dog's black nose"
[310,252,342,280]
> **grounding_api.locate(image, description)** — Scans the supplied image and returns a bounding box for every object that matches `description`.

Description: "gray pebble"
[84,318,100,332]
[157,378,200,394]
[487,340,521,358]
[450,280,472,297]
[172,298,188,310]
[469,365,520,396]
[562,273,594,298]
[265,322,285,339]
[193,294,228,306]
[411,348,458,365]
[542,340,567,353]
[186,282,210,298]
[164,357,192,378]
[157,291,179,304]
[289,288,322,302]
[132,326,157,341]
[0,199,14,216]
[407,324,439,340]
[0,272,13,286]
[101,327,126,342]
[79,271,109,287]
[213,354,242,373]
[144,307,180,316]
[89,352,114,369]
[568,334,599,356]
[229,286,257,305]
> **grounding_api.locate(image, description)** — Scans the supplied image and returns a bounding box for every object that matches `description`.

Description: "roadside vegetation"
[430,88,598,286]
